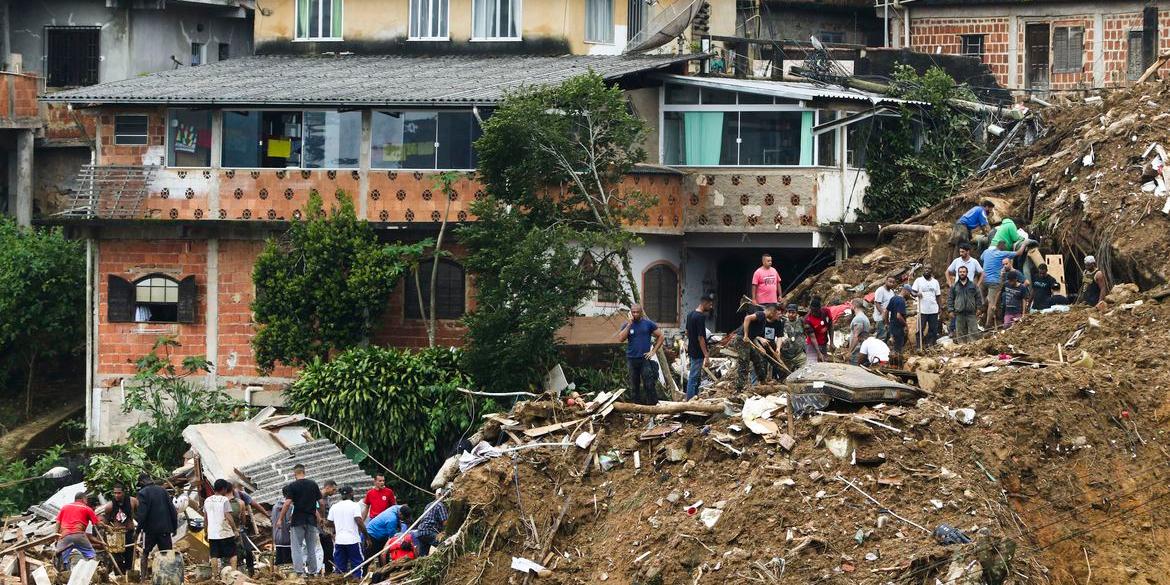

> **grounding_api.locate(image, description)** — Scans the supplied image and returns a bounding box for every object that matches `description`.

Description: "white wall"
[816,168,869,225]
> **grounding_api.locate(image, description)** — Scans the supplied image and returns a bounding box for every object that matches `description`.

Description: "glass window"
[702,88,737,105]
[297,0,343,39]
[738,93,774,105]
[585,0,613,44]
[372,110,485,170]
[740,111,803,166]
[961,34,985,57]
[405,260,466,319]
[847,118,874,168]
[664,84,699,105]
[663,111,737,166]
[222,111,303,168]
[167,110,212,167]
[410,0,449,39]
[134,276,179,323]
[817,112,839,167]
[472,0,520,39]
[114,115,149,146]
[190,42,203,66]
[303,111,361,168]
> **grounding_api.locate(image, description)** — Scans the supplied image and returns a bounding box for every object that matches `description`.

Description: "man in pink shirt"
[752,254,782,305]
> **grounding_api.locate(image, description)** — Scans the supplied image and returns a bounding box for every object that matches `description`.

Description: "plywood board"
[1045,254,1067,295]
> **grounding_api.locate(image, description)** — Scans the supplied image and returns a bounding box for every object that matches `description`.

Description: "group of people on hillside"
[620,201,1111,397]
[54,469,448,580]
[265,467,448,578]
[54,475,178,578]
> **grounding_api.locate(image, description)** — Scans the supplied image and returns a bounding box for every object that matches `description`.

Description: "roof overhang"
[812,105,905,135]
[655,74,928,108]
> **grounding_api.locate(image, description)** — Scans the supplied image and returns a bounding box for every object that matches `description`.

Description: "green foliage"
[460,73,652,393]
[252,191,428,374]
[0,446,66,516]
[0,218,84,412]
[85,444,165,496]
[123,337,245,466]
[860,65,981,222]
[563,354,626,395]
[285,346,491,491]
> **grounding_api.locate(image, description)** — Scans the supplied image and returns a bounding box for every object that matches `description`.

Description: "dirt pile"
[430,298,1170,584]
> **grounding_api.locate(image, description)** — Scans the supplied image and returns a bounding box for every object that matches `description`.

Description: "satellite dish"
[625,0,705,54]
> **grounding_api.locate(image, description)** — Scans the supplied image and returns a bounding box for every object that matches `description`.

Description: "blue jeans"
[290,524,321,575]
[333,543,363,577]
[411,531,439,557]
[686,356,704,399]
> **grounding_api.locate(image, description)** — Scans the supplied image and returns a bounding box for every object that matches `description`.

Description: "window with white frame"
[585,0,613,44]
[661,84,832,167]
[410,0,449,39]
[472,0,520,40]
[297,0,343,40]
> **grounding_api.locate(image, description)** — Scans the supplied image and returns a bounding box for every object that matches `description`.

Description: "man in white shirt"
[912,266,942,348]
[326,486,368,577]
[945,242,984,287]
[858,330,891,365]
[872,275,896,342]
[204,479,237,573]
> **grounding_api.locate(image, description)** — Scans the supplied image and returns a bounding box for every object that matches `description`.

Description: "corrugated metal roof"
[656,74,927,106]
[42,54,702,106]
[238,439,375,506]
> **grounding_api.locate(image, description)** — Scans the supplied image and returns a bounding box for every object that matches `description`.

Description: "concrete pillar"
[11,128,32,225]
[1093,12,1106,88]
[1008,17,1019,91]
[206,238,219,390]
[358,110,371,219]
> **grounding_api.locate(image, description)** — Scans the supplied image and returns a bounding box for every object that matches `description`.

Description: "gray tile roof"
[237,439,375,506]
[42,53,701,106]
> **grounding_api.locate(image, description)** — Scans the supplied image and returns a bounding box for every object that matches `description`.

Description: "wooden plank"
[523,419,587,439]
[1045,254,1066,296]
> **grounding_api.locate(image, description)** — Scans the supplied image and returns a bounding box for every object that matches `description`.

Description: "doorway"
[708,247,836,332]
[1025,23,1050,93]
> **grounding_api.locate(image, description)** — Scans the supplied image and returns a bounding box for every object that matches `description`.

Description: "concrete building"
[43,0,911,444]
[0,0,253,224]
[883,0,1170,95]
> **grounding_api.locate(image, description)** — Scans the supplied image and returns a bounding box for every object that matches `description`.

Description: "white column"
[206,238,219,390]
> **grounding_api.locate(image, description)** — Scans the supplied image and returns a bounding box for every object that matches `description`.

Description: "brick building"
[882,0,1170,95]
[42,0,917,444]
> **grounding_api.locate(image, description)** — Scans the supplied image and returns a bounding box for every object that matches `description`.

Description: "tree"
[860,65,981,222]
[123,337,245,466]
[0,219,84,415]
[284,346,489,493]
[252,191,428,373]
[411,172,460,348]
[460,73,654,393]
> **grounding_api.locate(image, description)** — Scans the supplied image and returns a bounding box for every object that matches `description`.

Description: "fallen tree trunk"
[877,223,933,243]
[612,400,724,415]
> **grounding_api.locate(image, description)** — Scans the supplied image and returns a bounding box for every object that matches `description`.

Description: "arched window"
[107,274,196,324]
[135,275,179,323]
[643,263,679,324]
[405,259,466,320]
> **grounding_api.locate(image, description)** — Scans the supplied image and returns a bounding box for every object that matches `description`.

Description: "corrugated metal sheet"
[655,74,927,106]
[41,54,703,106]
[238,439,375,506]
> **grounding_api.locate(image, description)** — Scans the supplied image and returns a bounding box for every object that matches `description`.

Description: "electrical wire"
[302,415,436,496]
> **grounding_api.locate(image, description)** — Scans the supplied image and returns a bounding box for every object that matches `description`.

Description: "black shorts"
[209,537,237,559]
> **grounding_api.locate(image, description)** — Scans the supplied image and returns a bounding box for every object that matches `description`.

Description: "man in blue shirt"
[980,241,1027,329]
[365,504,411,562]
[886,286,911,356]
[618,304,664,406]
[951,199,995,254]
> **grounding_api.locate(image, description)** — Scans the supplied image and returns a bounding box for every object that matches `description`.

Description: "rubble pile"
[429,298,1170,584]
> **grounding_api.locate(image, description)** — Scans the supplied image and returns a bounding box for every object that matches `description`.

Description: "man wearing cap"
[778,304,808,372]
[326,486,367,578]
[951,200,995,253]
[684,292,716,400]
[1078,256,1109,307]
[887,285,912,355]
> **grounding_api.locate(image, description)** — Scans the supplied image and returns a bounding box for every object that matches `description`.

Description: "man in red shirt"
[803,296,834,363]
[751,254,782,306]
[56,492,100,566]
[363,475,396,521]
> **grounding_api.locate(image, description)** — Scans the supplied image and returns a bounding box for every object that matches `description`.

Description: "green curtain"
[331,0,344,38]
[683,112,724,166]
[297,0,310,38]
[800,111,814,167]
